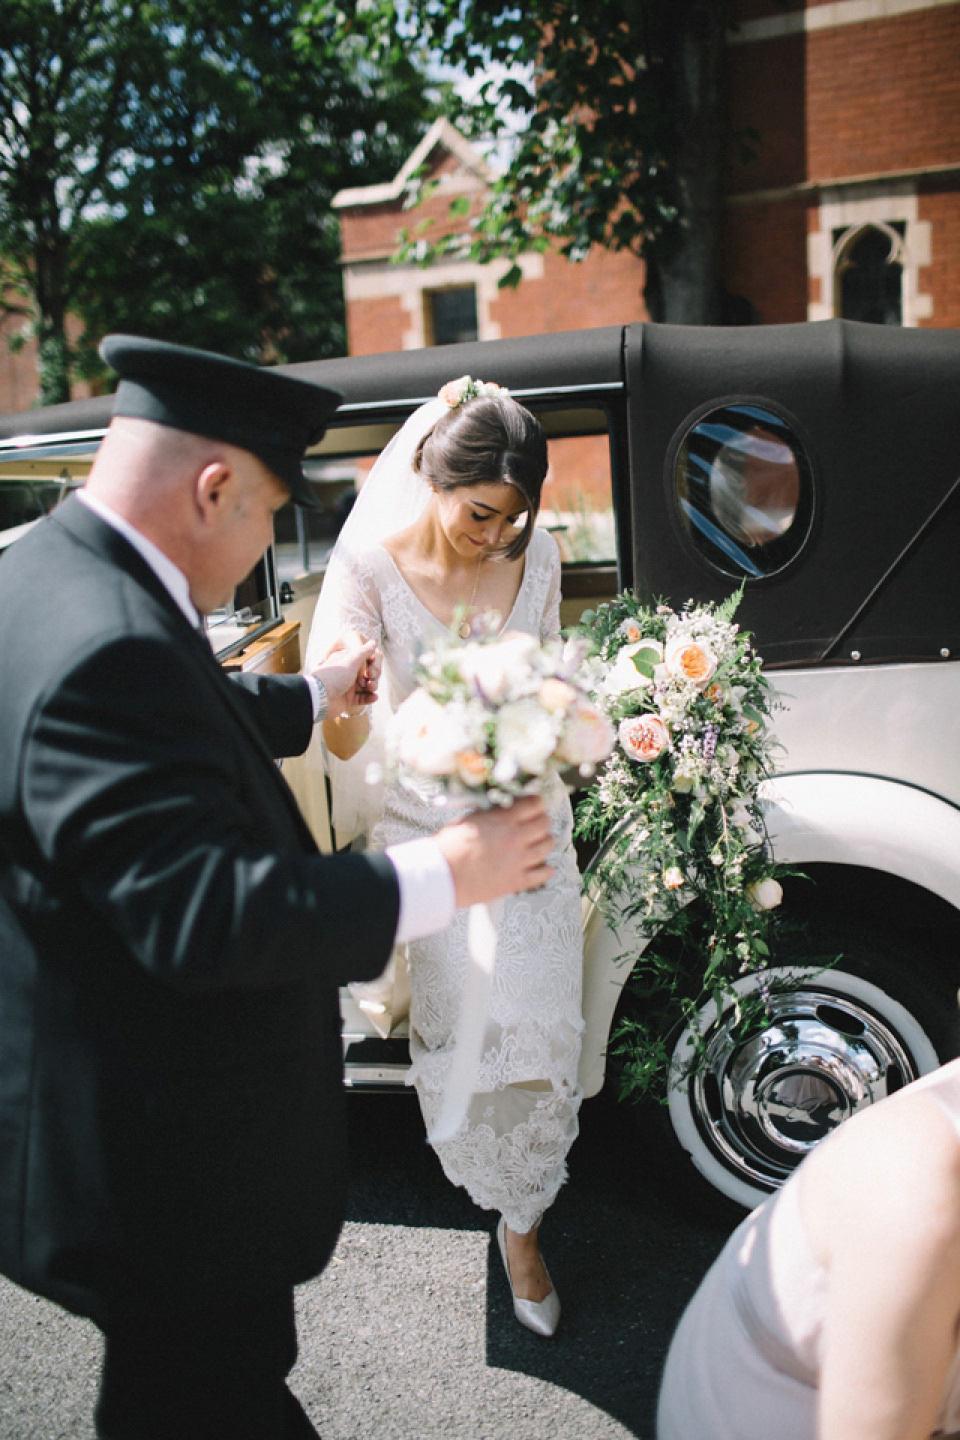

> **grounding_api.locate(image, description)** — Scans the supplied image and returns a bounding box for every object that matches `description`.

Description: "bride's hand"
[434,797,554,907]
[312,631,381,714]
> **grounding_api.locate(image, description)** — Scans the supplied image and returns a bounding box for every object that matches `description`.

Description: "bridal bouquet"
[573,589,794,1097]
[385,616,615,807]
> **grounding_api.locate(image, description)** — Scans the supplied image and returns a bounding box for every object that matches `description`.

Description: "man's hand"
[434,796,555,907]
[312,632,381,714]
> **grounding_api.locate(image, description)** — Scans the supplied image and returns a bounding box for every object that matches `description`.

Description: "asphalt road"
[0,1087,734,1440]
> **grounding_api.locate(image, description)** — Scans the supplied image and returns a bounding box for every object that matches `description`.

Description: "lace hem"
[414,1081,583,1234]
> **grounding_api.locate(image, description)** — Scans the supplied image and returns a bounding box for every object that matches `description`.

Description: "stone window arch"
[832,221,905,325]
[808,189,931,327]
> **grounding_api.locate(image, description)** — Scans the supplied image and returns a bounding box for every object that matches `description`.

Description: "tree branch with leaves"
[369,0,746,324]
[0,0,434,404]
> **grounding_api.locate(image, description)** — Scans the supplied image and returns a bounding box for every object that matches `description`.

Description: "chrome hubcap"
[683,983,919,1190]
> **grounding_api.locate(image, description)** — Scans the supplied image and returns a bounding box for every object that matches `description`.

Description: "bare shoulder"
[381,525,420,569]
[802,1083,960,1264]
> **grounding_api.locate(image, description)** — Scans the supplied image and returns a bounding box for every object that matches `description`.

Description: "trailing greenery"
[572,588,796,1101]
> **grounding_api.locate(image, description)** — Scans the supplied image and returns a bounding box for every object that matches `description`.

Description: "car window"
[274,407,618,587]
[540,430,615,565]
[673,403,814,580]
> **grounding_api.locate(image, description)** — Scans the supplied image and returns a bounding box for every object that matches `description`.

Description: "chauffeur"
[0,336,554,1439]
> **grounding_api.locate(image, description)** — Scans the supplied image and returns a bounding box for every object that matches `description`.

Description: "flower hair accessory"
[438,375,508,408]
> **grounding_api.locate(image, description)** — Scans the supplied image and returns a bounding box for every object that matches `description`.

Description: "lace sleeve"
[303,548,383,671]
[303,549,388,847]
[539,530,563,645]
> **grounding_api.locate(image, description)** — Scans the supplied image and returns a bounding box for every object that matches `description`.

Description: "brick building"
[725,0,960,328]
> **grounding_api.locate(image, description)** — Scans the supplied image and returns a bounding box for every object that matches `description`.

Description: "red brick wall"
[727,32,808,194]
[722,196,811,324]
[0,312,40,415]
[488,247,648,341]
[0,308,96,417]
[729,5,960,190]
[805,8,960,179]
[344,293,409,358]
[920,182,960,326]
[724,0,960,328]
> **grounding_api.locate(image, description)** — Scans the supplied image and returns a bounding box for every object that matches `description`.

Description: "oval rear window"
[673,403,814,579]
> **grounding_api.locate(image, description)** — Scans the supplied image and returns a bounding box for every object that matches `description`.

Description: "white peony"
[457,631,539,702]
[391,690,474,776]
[495,698,560,776]
[603,639,663,696]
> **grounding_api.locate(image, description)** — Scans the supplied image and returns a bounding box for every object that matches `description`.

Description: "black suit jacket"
[0,496,399,1325]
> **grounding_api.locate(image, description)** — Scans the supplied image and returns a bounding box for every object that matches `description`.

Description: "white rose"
[603,640,663,696]
[746,878,783,912]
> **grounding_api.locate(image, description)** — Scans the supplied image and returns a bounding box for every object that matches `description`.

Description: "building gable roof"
[332,116,493,210]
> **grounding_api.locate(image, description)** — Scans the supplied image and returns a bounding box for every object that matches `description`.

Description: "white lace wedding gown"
[328,526,584,1233]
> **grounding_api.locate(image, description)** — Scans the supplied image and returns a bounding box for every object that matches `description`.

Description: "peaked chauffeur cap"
[99,334,342,508]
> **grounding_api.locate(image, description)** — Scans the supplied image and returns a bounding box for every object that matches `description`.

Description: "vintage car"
[2,318,958,1213]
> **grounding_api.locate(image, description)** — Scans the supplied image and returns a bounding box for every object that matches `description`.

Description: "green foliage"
[0,1,434,400]
[381,0,739,320]
[572,588,799,1101]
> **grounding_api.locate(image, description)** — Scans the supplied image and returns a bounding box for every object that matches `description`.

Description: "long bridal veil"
[304,396,448,846]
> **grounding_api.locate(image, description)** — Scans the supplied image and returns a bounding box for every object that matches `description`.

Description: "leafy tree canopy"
[0,0,435,402]
[330,0,741,323]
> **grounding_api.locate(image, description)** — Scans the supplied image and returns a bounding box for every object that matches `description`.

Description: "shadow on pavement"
[345,1084,734,1438]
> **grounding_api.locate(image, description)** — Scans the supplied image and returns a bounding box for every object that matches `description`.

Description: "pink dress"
[657,1059,960,1440]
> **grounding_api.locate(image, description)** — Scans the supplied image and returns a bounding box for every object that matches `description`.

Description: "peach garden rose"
[664,635,718,689]
[619,713,670,763]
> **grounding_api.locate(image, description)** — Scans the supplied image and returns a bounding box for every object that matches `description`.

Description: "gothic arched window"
[833,222,905,325]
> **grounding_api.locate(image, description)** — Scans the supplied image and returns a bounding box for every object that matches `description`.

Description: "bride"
[305,378,584,1337]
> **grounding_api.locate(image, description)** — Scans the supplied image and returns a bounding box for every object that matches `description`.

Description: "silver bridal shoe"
[496,1216,561,1338]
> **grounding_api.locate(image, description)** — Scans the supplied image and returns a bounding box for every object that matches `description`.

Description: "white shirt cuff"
[305,674,328,723]
[386,837,456,944]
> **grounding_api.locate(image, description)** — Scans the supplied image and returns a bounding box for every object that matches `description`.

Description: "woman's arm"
[812,1093,960,1440]
[306,553,383,761]
[539,530,563,644]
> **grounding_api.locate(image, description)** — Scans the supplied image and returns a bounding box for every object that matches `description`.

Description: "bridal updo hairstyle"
[414,393,548,561]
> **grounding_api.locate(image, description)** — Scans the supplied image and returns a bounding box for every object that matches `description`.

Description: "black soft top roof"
[1,319,958,665]
[0,326,626,442]
[620,320,960,665]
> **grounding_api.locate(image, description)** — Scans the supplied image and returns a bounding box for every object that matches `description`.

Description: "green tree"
[0,1,432,404]
[359,0,743,325]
